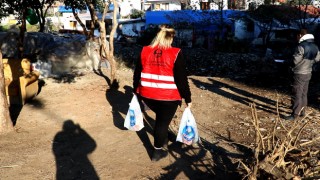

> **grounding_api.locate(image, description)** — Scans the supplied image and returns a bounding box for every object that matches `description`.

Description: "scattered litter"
[0,165,18,168]
[199,85,206,90]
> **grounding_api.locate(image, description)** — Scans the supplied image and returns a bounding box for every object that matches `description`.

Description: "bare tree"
[85,0,99,40]
[97,0,118,86]
[0,50,14,134]
[64,0,119,85]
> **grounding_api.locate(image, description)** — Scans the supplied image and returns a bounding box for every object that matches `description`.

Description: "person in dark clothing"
[285,29,320,120]
[116,24,123,41]
[133,24,192,161]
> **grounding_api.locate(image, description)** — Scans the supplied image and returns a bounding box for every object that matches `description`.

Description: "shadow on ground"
[52,120,99,180]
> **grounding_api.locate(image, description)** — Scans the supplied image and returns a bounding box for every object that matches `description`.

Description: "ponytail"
[150,24,175,49]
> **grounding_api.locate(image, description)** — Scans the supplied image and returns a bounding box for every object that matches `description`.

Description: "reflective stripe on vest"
[140,72,177,89]
[141,72,175,81]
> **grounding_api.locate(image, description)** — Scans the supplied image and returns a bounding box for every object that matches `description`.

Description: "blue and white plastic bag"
[124,94,144,131]
[176,108,199,145]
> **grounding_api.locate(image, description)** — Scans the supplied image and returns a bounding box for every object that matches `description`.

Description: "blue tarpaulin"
[145,10,245,27]
[58,6,80,13]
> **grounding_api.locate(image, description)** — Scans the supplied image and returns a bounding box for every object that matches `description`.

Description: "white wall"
[234,19,254,40]
[209,0,228,10]
[62,12,74,19]
[119,0,142,17]
[59,16,87,31]
[144,0,181,11]
[120,20,146,36]
[130,0,142,10]
[169,1,181,10]
[190,0,228,10]
[245,0,264,10]
[190,0,200,10]
[234,19,264,41]
[1,17,9,24]
[119,1,133,17]
[313,0,320,8]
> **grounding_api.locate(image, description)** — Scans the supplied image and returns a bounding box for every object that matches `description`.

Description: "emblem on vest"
[149,49,165,67]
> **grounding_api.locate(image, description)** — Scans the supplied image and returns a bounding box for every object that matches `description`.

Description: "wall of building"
[144,0,181,11]
[120,20,146,36]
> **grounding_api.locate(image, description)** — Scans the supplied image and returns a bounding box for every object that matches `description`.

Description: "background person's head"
[300,29,308,36]
[150,24,175,49]
[297,28,308,40]
[298,29,315,43]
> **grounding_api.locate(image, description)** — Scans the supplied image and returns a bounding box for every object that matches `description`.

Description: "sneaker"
[284,115,297,121]
[151,148,168,162]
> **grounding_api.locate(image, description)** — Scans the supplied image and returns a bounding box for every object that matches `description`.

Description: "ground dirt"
[1,48,320,180]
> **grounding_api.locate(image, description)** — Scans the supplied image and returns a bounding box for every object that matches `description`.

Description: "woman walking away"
[133,24,192,162]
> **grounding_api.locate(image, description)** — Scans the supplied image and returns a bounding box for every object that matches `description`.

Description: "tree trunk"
[72,8,89,38]
[109,0,118,84]
[98,1,118,87]
[98,2,110,71]
[0,51,14,134]
[19,5,27,58]
[85,0,97,40]
[33,8,44,32]
[37,0,53,32]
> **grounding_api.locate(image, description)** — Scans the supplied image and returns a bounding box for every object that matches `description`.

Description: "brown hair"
[300,29,308,36]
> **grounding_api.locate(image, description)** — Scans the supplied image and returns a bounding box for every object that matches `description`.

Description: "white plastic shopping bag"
[124,94,144,131]
[176,108,199,145]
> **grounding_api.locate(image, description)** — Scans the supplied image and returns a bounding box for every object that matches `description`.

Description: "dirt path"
[0,69,217,180]
[1,67,320,179]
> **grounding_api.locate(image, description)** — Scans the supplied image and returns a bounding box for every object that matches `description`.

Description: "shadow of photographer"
[52,120,99,180]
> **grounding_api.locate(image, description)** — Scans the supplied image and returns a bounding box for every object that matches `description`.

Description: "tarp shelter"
[58,6,80,13]
[144,10,245,49]
[145,10,245,28]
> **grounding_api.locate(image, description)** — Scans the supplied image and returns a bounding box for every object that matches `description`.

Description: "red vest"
[137,46,182,101]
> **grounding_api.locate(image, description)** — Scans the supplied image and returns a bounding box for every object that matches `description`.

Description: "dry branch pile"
[240,102,320,180]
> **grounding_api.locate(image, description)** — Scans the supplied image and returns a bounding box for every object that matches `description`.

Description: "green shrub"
[26,24,40,32]
[0,25,10,32]
[130,9,144,19]
[0,23,39,32]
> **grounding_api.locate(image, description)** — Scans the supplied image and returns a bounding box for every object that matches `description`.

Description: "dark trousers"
[291,73,312,116]
[140,97,180,148]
